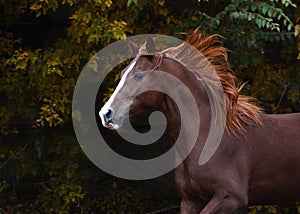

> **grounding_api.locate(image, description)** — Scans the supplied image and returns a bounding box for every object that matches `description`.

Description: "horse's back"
[262,112,300,144]
[248,113,300,205]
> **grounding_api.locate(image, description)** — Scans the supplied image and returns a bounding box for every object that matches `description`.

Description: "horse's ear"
[146,36,157,53]
[127,38,139,56]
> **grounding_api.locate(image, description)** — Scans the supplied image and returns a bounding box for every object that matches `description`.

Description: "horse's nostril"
[104,109,113,122]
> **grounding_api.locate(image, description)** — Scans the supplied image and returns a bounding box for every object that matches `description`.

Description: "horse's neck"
[161,94,181,140]
[160,68,211,143]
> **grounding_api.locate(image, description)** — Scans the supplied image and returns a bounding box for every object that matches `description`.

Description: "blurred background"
[0,0,299,213]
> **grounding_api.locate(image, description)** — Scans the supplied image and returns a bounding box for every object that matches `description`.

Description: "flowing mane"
[161,29,261,135]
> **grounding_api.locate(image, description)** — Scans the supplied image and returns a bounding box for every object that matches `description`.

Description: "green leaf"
[36,11,41,18]
[268,9,273,17]
[127,0,137,7]
[278,14,282,20]
[256,19,262,28]
[250,3,257,11]
[127,0,132,7]
[262,6,268,15]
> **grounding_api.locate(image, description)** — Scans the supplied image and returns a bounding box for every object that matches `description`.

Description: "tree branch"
[0,143,30,169]
[146,205,180,214]
[0,207,9,214]
[273,83,291,113]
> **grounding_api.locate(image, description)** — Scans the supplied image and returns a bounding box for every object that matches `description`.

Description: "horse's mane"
[161,29,261,135]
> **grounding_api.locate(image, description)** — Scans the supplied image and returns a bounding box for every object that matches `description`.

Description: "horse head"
[99,38,166,130]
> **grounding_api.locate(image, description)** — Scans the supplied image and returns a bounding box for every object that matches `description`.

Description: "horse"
[99,30,300,213]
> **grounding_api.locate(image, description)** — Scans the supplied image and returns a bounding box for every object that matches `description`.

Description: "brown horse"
[99,30,300,213]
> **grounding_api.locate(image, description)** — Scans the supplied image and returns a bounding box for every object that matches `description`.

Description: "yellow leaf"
[166,17,171,24]
[158,0,164,6]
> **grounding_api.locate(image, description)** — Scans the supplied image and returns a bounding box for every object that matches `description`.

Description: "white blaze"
[99,60,137,127]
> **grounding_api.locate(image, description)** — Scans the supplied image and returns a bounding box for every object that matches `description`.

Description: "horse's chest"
[175,162,214,201]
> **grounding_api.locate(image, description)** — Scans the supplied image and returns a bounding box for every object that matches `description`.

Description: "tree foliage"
[0,0,299,213]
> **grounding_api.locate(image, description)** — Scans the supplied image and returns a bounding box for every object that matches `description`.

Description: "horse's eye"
[133,72,145,81]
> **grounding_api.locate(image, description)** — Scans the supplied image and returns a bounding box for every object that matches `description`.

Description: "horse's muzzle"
[99,107,120,130]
